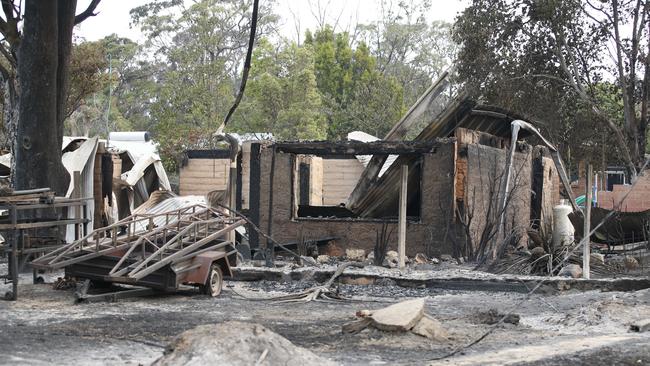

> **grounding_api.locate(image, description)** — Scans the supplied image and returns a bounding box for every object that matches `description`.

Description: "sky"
[75,0,469,43]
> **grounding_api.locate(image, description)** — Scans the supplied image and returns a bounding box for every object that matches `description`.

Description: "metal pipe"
[496,119,582,258]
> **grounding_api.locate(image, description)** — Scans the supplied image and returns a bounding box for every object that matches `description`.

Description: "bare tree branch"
[1,0,18,22]
[74,0,101,25]
[546,28,638,176]
[612,0,635,134]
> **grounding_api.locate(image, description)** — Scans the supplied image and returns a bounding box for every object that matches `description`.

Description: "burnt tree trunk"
[56,0,77,145]
[14,0,79,194]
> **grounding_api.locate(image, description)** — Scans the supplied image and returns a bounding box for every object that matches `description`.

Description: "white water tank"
[552,201,575,248]
[109,131,151,142]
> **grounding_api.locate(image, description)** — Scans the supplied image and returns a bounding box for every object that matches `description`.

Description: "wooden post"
[398,165,408,269]
[583,164,592,279]
[229,161,237,245]
[9,206,18,300]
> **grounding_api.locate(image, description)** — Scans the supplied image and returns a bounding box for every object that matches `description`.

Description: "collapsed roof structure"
[0,132,171,237]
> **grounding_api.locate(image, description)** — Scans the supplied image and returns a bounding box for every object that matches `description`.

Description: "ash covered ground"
[1,260,650,365]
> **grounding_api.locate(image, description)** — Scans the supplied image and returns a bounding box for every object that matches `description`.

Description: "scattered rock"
[154,321,335,366]
[386,250,399,260]
[346,248,366,262]
[630,319,650,333]
[367,252,375,261]
[356,309,372,318]
[456,257,465,264]
[383,251,399,268]
[341,318,372,334]
[414,253,428,264]
[340,276,375,285]
[316,255,330,264]
[322,242,344,257]
[383,258,398,268]
[624,256,639,271]
[558,264,582,278]
[370,298,425,332]
[343,298,446,339]
[411,314,448,341]
[474,309,520,325]
[430,257,440,264]
[299,256,318,266]
[440,254,454,262]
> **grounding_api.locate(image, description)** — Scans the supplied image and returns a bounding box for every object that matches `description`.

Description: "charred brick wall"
[256,141,457,257]
[530,146,561,238]
[457,143,532,255]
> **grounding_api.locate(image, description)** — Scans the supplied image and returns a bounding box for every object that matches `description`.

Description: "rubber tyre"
[202,264,223,297]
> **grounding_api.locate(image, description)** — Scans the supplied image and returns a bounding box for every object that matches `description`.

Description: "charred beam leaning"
[346,71,452,213]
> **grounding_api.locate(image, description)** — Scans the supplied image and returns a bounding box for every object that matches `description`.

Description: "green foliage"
[309,26,404,139]
[64,39,113,136]
[128,0,279,170]
[65,0,454,171]
[65,34,144,137]
[453,0,650,172]
[232,39,326,140]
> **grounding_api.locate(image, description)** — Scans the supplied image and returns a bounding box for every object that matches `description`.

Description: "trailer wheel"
[202,264,223,297]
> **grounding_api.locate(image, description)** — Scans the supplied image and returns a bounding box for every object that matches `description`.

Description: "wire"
[219,0,259,132]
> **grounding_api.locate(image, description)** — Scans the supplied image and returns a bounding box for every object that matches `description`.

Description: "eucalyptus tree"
[454,0,650,175]
[232,38,327,140]
[130,0,278,169]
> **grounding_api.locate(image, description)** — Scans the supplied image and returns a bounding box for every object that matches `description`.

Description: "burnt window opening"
[292,153,423,221]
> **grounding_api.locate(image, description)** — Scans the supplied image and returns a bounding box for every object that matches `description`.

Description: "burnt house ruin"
[181,75,563,260]
[241,103,560,259]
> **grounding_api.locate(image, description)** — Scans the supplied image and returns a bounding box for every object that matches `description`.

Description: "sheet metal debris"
[569,207,650,245]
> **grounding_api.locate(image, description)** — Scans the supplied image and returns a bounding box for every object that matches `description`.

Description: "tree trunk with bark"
[14,0,78,194]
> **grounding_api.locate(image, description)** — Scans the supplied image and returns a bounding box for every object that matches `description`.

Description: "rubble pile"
[154,321,336,366]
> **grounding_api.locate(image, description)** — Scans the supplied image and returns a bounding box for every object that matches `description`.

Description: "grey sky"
[75,0,469,42]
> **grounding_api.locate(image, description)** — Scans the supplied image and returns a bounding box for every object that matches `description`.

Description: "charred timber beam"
[273,141,442,155]
[248,143,261,251]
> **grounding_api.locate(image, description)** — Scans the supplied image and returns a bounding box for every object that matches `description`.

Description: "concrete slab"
[412,314,448,341]
[370,298,425,332]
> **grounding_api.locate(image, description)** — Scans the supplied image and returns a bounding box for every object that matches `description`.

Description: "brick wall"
[597,173,650,212]
[253,139,542,257]
[539,156,560,236]
[257,141,457,257]
[458,143,532,254]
